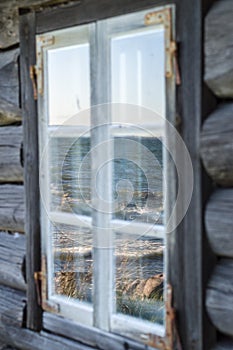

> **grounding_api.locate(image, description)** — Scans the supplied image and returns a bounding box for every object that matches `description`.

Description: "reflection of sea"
[50,136,163,223]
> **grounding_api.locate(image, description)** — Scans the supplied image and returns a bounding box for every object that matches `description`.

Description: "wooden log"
[0,98,22,126]
[0,342,18,350]
[0,49,19,105]
[0,231,26,291]
[0,185,24,232]
[206,259,233,337]
[0,126,23,183]
[205,189,233,258]
[2,308,94,350]
[0,285,25,344]
[201,103,233,186]
[213,337,233,350]
[205,0,233,98]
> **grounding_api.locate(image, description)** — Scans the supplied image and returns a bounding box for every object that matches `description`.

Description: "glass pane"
[52,222,93,303]
[115,236,164,324]
[112,134,163,224]
[111,26,165,324]
[48,43,90,126]
[49,135,91,216]
[111,28,165,118]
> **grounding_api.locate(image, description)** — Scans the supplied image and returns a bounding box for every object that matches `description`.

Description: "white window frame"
[37,5,175,346]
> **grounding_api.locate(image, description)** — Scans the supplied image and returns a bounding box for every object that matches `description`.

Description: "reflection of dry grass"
[54,248,92,301]
[54,235,164,323]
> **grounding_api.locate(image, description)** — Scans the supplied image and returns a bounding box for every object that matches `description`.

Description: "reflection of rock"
[123,273,164,300]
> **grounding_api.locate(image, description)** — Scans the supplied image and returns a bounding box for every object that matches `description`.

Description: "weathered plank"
[0,185,24,232]
[0,126,23,182]
[0,231,26,291]
[2,309,94,350]
[206,259,233,337]
[205,189,233,258]
[43,312,147,350]
[0,98,22,126]
[19,11,42,330]
[36,0,174,33]
[0,48,19,105]
[205,0,233,98]
[201,103,233,186]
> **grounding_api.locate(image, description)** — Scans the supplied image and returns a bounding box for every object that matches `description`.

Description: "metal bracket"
[35,35,55,96]
[145,8,177,80]
[29,65,38,100]
[34,255,60,313]
[146,284,182,350]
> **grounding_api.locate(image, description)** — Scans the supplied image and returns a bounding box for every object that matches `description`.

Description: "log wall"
[0,0,232,349]
[202,0,233,348]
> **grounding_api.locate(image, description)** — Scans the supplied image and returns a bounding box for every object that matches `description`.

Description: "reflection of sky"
[48,27,165,126]
[111,28,165,123]
[48,44,90,125]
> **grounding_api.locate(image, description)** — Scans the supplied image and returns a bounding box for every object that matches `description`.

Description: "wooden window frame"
[19,0,214,349]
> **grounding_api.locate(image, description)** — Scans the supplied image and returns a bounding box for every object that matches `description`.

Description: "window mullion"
[91,21,114,331]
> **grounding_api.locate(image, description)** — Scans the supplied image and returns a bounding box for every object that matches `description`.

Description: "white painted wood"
[91,20,114,331]
[111,313,165,342]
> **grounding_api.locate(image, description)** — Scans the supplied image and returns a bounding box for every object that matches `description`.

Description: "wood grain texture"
[19,11,42,330]
[0,285,25,344]
[201,103,233,186]
[0,0,70,48]
[0,48,19,105]
[0,185,24,232]
[0,126,23,182]
[0,231,26,291]
[205,189,233,257]
[2,309,94,350]
[36,0,173,33]
[0,98,22,126]
[205,0,233,98]
[206,259,233,337]
[43,312,148,350]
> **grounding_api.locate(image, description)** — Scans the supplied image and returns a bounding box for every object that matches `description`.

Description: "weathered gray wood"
[36,0,174,33]
[0,285,25,344]
[0,231,26,291]
[206,259,233,337]
[205,189,233,257]
[0,185,24,232]
[0,126,23,182]
[213,337,233,350]
[201,103,233,186]
[205,0,233,98]
[0,342,19,350]
[2,309,94,350]
[0,98,22,126]
[19,11,42,330]
[43,312,147,350]
[0,49,19,105]
[0,0,67,48]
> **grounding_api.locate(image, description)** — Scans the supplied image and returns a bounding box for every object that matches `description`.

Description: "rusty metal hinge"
[30,65,38,100]
[145,8,181,84]
[34,255,60,313]
[146,285,182,350]
[35,35,55,96]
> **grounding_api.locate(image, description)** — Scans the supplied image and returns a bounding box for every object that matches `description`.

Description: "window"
[20,1,203,349]
[38,6,172,344]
